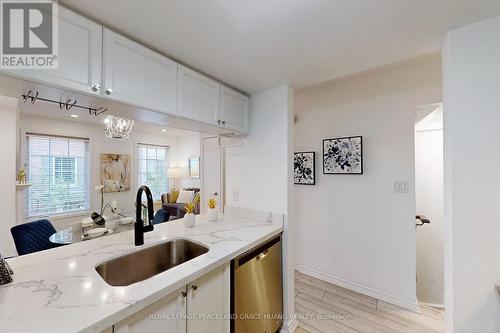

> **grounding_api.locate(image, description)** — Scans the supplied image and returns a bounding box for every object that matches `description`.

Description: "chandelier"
[104,115,134,140]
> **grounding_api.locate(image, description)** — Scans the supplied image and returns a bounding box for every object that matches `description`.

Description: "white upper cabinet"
[178,65,220,126]
[2,7,102,95]
[102,28,178,114]
[220,86,249,133]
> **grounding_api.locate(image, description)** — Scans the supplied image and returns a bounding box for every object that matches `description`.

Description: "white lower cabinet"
[114,286,187,333]
[114,263,229,333]
[187,264,230,333]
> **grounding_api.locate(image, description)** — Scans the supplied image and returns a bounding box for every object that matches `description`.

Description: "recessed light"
[161,129,167,132]
[69,114,78,118]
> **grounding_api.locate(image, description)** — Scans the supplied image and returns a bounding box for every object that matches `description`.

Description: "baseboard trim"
[296,264,420,313]
[280,318,299,333]
[419,302,445,309]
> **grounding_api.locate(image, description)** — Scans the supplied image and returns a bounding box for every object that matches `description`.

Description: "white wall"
[0,96,20,257]
[19,114,199,230]
[294,55,442,310]
[415,126,444,306]
[443,16,500,333]
[225,85,295,331]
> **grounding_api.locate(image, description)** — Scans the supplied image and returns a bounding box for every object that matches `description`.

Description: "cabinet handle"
[105,88,113,95]
[181,290,187,297]
[191,284,198,291]
[91,84,100,92]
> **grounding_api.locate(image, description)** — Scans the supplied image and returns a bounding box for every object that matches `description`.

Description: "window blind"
[25,134,90,219]
[137,144,169,200]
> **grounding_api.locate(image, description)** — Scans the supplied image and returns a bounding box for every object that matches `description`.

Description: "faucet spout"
[135,185,155,246]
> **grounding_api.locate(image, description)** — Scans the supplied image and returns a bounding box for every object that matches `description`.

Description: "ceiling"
[61,0,500,94]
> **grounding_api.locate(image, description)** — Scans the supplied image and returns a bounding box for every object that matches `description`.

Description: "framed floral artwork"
[323,136,363,174]
[294,152,315,185]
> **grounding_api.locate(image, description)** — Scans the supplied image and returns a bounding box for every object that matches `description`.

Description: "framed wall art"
[294,152,315,185]
[323,136,363,174]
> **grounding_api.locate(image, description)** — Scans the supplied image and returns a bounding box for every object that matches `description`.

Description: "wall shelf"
[16,183,31,191]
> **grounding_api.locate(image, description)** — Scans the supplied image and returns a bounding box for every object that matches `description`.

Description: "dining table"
[49,214,136,245]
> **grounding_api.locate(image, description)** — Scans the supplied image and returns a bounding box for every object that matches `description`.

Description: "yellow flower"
[208,198,217,209]
[185,202,195,214]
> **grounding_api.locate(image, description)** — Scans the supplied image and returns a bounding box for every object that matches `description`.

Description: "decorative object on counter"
[0,255,13,285]
[294,152,315,185]
[167,167,189,190]
[17,163,27,184]
[101,154,131,192]
[189,157,200,178]
[183,202,196,227]
[95,184,105,213]
[85,228,109,238]
[323,136,363,174]
[21,90,108,116]
[69,221,83,233]
[207,198,218,222]
[104,115,134,140]
[91,211,106,226]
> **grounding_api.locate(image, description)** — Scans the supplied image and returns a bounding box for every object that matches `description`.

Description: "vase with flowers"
[183,202,196,227]
[207,198,218,222]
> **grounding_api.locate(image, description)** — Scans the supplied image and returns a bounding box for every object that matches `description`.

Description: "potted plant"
[183,202,196,227]
[207,198,218,222]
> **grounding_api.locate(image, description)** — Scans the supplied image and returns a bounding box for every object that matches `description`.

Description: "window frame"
[24,132,90,220]
[136,143,170,201]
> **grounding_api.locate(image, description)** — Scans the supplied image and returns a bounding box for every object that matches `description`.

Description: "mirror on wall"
[189,157,200,179]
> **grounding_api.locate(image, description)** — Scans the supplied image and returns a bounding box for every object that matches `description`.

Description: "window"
[137,144,169,200]
[25,134,90,218]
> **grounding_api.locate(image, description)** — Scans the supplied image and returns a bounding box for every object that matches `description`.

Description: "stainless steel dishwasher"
[232,234,283,333]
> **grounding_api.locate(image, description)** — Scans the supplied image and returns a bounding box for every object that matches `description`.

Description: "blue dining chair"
[153,209,170,225]
[11,219,63,256]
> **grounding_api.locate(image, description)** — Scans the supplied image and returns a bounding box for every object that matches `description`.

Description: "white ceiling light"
[69,114,78,118]
[104,115,134,140]
[161,129,167,132]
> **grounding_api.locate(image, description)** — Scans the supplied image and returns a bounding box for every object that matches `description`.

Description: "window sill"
[27,211,91,222]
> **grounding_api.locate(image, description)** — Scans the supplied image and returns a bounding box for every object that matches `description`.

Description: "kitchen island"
[0,208,283,333]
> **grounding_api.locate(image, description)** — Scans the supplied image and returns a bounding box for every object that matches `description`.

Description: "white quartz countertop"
[0,209,283,333]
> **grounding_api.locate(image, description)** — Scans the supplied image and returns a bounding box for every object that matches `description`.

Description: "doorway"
[201,137,224,214]
[414,103,444,308]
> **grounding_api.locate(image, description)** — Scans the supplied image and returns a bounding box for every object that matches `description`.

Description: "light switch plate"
[232,189,239,201]
[393,180,409,193]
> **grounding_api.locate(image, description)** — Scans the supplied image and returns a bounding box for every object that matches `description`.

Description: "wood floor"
[294,270,444,333]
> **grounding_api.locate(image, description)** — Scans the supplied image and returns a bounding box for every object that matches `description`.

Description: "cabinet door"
[220,86,250,133]
[1,6,102,95]
[114,287,187,333]
[187,263,230,333]
[178,65,220,126]
[102,28,178,114]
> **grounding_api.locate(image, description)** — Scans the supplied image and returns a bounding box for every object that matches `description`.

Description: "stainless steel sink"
[95,239,209,286]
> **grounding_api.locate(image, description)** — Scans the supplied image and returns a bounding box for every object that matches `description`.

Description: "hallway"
[294,270,444,333]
